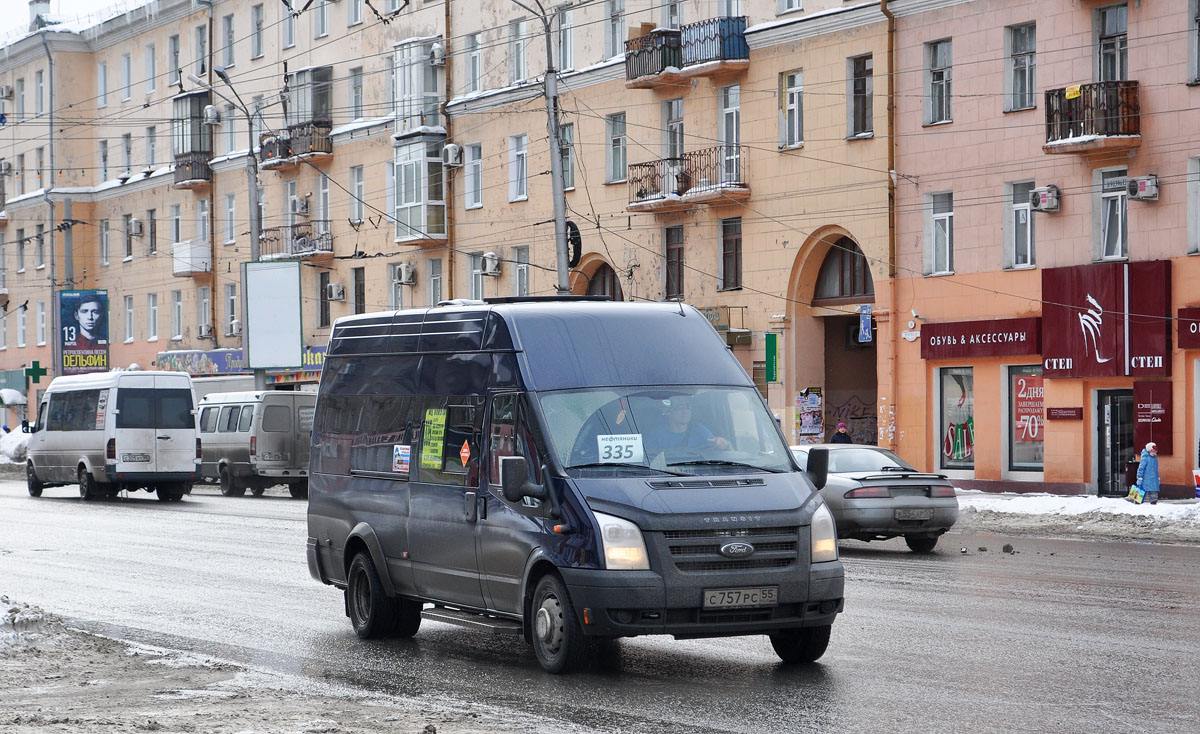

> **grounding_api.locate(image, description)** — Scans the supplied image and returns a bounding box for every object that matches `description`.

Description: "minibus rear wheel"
[78,466,100,501]
[26,462,43,497]
[531,575,590,674]
[346,552,399,639]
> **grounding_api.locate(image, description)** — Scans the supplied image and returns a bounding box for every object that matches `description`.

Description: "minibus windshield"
[539,386,794,477]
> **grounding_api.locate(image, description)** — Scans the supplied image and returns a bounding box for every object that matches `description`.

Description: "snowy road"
[3,480,1200,733]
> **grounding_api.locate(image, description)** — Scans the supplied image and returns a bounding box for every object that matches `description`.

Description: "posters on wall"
[58,290,109,375]
[794,388,823,445]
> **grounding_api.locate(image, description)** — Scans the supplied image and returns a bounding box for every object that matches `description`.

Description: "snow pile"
[956,489,1200,543]
[0,429,29,463]
[0,596,55,651]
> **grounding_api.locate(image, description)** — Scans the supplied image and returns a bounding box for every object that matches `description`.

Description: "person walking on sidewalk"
[1136,442,1160,505]
[830,422,853,444]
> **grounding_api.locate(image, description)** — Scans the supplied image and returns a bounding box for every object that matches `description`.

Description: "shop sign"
[1134,382,1172,455]
[1178,308,1200,350]
[920,317,1041,360]
[1041,262,1171,378]
[1047,407,1083,420]
[156,345,327,376]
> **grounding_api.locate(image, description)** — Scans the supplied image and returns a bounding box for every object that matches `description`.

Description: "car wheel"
[156,486,183,502]
[78,465,99,501]
[769,624,832,664]
[219,466,246,497]
[905,535,939,553]
[26,462,43,498]
[289,481,309,500]
[530,574,589,674]
[346,552,399,639]
[392,598,423,639]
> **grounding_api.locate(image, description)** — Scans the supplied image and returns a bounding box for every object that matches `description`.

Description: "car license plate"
[703,587,778,609]
[121,453,151,463]
[895,508,934,520]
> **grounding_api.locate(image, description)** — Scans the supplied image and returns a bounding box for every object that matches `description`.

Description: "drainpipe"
[881,0,898,451]
[39,29,58,381]
[443,0,455,300]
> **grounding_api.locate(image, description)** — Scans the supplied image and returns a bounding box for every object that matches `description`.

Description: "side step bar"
[421,606,523,635]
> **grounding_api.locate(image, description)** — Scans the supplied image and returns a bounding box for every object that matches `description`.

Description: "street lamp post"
[187,68,265,389]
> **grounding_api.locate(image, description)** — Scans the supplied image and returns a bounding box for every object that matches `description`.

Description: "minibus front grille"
[674,558,794,572]
[659,526,800,573]
[669,541,796,556]
[663,526,793,539]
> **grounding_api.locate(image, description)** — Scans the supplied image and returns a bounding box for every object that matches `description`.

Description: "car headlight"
[594,511,650,570]
[810,502,838,563]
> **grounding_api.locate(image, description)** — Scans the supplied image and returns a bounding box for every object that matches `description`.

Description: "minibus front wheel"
[26,463,43,498]
[530,575,590,674]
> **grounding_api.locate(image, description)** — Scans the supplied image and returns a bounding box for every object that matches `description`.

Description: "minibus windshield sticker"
[95,390,109,430]
[459,440,471,466]
[393,444,411,473]
[421,409,447,469]
[597,434,644,464]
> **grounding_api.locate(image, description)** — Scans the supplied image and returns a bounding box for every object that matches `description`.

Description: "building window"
[225,194,236,244]
[389,262,405,309]
[509,134,528,201]
[720,1,742,18]
[927,40,952,124]
[814,238,874,301]
[665,1,683,27]
[1098,4,1127,82]
[16,229,24,272]
[36,302,45,346]
[145,44,156,93]
[350,165,365,222]
[559,124,575,190]
[350,67,363,119]
[171,290,183,339]
[124,295,133,342]
[1100,169,1128,260]
[315,0,328,38]
[122,133,132,176]
[940,367,974,470]
[607,113,626,182]
[782,70,803,147]
[395,39,442,132]
[251,6,264,59]
[168,35,180,84]
[466,144,483,208]
[1009,365,1044,472]
[1009,181,1035,268]
[468,253,485,300]
[100,221,110,266]
[17,307,25,347]
[218,15,233,68]
[780,0,802,13]
[318,271,331,328]
[35,225,44,268]
[664,98,684,160]
[467,33,482,92]
[198,286,211,333]
[349,0,363,25]
[558,10,574,70]
[1007,24,1036,111]
[146,126,157,168]
[720,218,742,290]
[352,267,366,315]
[665,226,684,299]
[284,11,295,48]
[849,54,873,137]
[15,154,23,195]
[225,284,237,334]
[929,192,954,274]
[171,204,182,243]
[15,78,24,121]
[123,214,134,259]
[394,140,446,240]
[147,293,159,341]
[35,70,44,114]
[510,20,528,82]
[120,54,131,101]
[194,25,207,74]
[514,246,529,296]
[1193,1,1200,82]
[146,209,157,255]
[0,315,6,350]
[429,258,443,305]
[606,0,624,59]
[99,140,108,182]
[97,62,107,107]
[720,86,741,180]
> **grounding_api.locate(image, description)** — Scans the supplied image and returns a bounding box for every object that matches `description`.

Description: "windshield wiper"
[667,460,782,473]
[565,462,684,476]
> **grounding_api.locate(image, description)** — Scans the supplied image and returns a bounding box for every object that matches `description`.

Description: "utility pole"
[513,0,570,294]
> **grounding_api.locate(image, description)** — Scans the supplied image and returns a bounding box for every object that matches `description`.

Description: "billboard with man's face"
[59,289,110,375]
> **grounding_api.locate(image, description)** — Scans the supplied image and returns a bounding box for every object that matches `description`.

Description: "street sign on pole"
[765,333,778,383]
[858,305,873,343]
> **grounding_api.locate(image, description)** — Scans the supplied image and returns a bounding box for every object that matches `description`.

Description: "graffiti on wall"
[827,394,877,445]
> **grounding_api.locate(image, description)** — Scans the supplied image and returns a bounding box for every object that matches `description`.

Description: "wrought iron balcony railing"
[625,29,682,82]
[1044,81,1140,149]
[681,16,749,68]
[625,16,748,85]
[628,145,748,210]
[258,221,334,260]
[173,151,212,187]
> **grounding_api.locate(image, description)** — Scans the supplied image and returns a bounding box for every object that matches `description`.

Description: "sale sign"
[1013,374,1044,443]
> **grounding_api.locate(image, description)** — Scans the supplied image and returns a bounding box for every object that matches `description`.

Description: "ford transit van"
[25,371,200,501]
[306,299,842,673]
[198,390,315,498]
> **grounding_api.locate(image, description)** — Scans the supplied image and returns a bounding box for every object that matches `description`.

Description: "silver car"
[791,444,959,553]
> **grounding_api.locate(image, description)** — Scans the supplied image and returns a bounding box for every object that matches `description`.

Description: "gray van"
[307,299,843,673]
[198,391,314,498]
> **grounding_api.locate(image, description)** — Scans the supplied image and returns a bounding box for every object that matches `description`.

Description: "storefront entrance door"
[1097,389,1134,496]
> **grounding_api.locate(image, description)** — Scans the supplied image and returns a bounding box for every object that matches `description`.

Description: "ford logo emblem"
[719,541,755,558]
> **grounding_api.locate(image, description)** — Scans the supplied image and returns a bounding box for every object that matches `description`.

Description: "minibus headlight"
[811,502,838,563]
[593,511,650,571]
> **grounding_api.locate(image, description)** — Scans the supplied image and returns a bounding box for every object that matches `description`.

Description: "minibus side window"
[47,393,68,431]
[350,395,413,474]
[488,394,545,505]
[200,407,219,433]
[218,406,238,432]
[33,401,48,432]
[416,396,483,486]
[238,405,255,432]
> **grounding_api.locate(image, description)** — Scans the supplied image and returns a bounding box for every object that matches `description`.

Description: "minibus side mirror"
[806,448,829,490]
[21,419,30,433]
[499,456,546,503]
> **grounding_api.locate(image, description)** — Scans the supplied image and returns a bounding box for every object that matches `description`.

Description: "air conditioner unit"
[128,218,143,237]
[229,319,242,336]
[326,282,346,301]
[0,85,12,100]
[397,262,415,285]
[442,143,462,167]
[1127,174,1159,201]
[429,42,446,67]
[202,104,221,126]
[0,160,12,176]
[290,196,310,216]
[1030,185,1060,212]
[481,252,501,276]
[197,323,213,338]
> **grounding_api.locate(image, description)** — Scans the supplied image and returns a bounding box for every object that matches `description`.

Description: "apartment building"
[891,0,1200,498]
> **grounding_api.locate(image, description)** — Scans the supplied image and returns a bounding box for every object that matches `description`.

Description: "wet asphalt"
[2,480,1198,733]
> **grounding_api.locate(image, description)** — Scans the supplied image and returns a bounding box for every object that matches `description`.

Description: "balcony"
[1044,81,1140,154]
[173,151,212,188]
[625,16,748,87]
[288,120,332,159]
[258,221,333,261]
[628,145,749,212]
[171,239,211,276]
[257,135,293,170]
